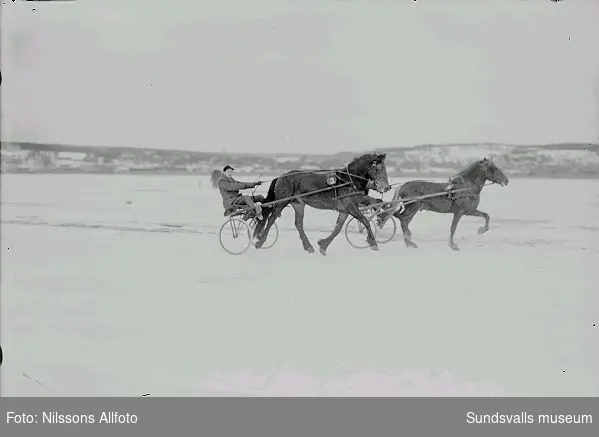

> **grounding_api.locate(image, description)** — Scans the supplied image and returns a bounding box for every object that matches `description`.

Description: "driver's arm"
[218,179,255,191]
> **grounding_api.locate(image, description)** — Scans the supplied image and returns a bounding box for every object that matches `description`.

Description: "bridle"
[450,162,504,190]
[337,161,387,194]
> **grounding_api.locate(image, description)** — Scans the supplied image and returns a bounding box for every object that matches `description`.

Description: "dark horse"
[377,158,509,251]
[210,169,222,189]
[253,153,391,255]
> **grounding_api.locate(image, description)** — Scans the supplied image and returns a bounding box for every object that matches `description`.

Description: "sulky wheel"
[219,218,252,255]
[345,216,378,249]
[374,215,397,244]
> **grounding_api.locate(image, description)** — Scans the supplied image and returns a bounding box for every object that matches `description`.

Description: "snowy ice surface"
[1,175,598,396]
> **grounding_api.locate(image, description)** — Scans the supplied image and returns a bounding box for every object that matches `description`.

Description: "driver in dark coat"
[217,165,265,220]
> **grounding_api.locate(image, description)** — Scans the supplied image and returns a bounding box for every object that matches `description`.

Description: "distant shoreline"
[2,169,598,180]
[3,141,597,181]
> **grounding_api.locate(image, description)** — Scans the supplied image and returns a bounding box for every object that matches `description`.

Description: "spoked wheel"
[374,215,398,244]
[249,220,279,249]
[345,217,378,249]
[219,218,251,255]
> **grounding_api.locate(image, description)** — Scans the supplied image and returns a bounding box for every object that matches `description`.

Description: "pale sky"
[1,0,598,154]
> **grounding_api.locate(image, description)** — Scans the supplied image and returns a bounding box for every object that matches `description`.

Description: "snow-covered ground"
[1,174,598,397]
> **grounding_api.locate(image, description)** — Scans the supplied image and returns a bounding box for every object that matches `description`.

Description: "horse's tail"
[264,178,277,205]
[253,178,278,238]
[260,178,278,221]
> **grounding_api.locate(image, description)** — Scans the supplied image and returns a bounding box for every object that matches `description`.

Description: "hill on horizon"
[2,140,598,178]
[4,140,595,157]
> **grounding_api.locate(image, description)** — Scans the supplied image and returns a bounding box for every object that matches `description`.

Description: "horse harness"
[445,176,466,201]
[445,175,497,202]
[324,167,375,202]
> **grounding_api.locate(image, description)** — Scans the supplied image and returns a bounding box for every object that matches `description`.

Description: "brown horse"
[253,153,391,255]
[377,158,509,251]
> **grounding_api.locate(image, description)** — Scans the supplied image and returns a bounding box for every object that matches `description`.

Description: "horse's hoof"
[477,226,488,235]
[450,244,460,251]
[317,240,328,255]
[370,245,380,251]
[406,241,418,249]
[306,247,315,254]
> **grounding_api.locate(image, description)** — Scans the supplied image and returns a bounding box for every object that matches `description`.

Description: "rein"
[336,166,373,191]
[254,166,375,188]
[254,182,353,210]
[229,168,375,213]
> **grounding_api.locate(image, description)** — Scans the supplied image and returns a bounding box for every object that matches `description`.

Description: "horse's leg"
[465,209,490,234]
[292,202,315,253]
[449,211,464,251]
[398,205,419,248]
[252,206,272,239]
[317,212,349,256]
[347,203,378,251]
[254,205,282,249]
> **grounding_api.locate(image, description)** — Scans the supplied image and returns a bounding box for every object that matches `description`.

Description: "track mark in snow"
[21,373,50,390]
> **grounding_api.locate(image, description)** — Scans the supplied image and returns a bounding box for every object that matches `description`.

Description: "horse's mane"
[451,158,485,180]
[347,153,380,174]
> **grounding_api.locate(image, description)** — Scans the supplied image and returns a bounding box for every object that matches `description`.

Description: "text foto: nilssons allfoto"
[7,411,138,425]
[466,411,593,425]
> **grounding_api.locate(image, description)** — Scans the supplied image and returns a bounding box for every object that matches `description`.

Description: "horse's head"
[371,153,391,193]
[479,158,509,186]
[358,153,390,193]
[347,153,391,193]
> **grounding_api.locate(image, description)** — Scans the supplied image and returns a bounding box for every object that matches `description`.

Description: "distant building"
[275,156,302,163]
[55,151,86,169]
